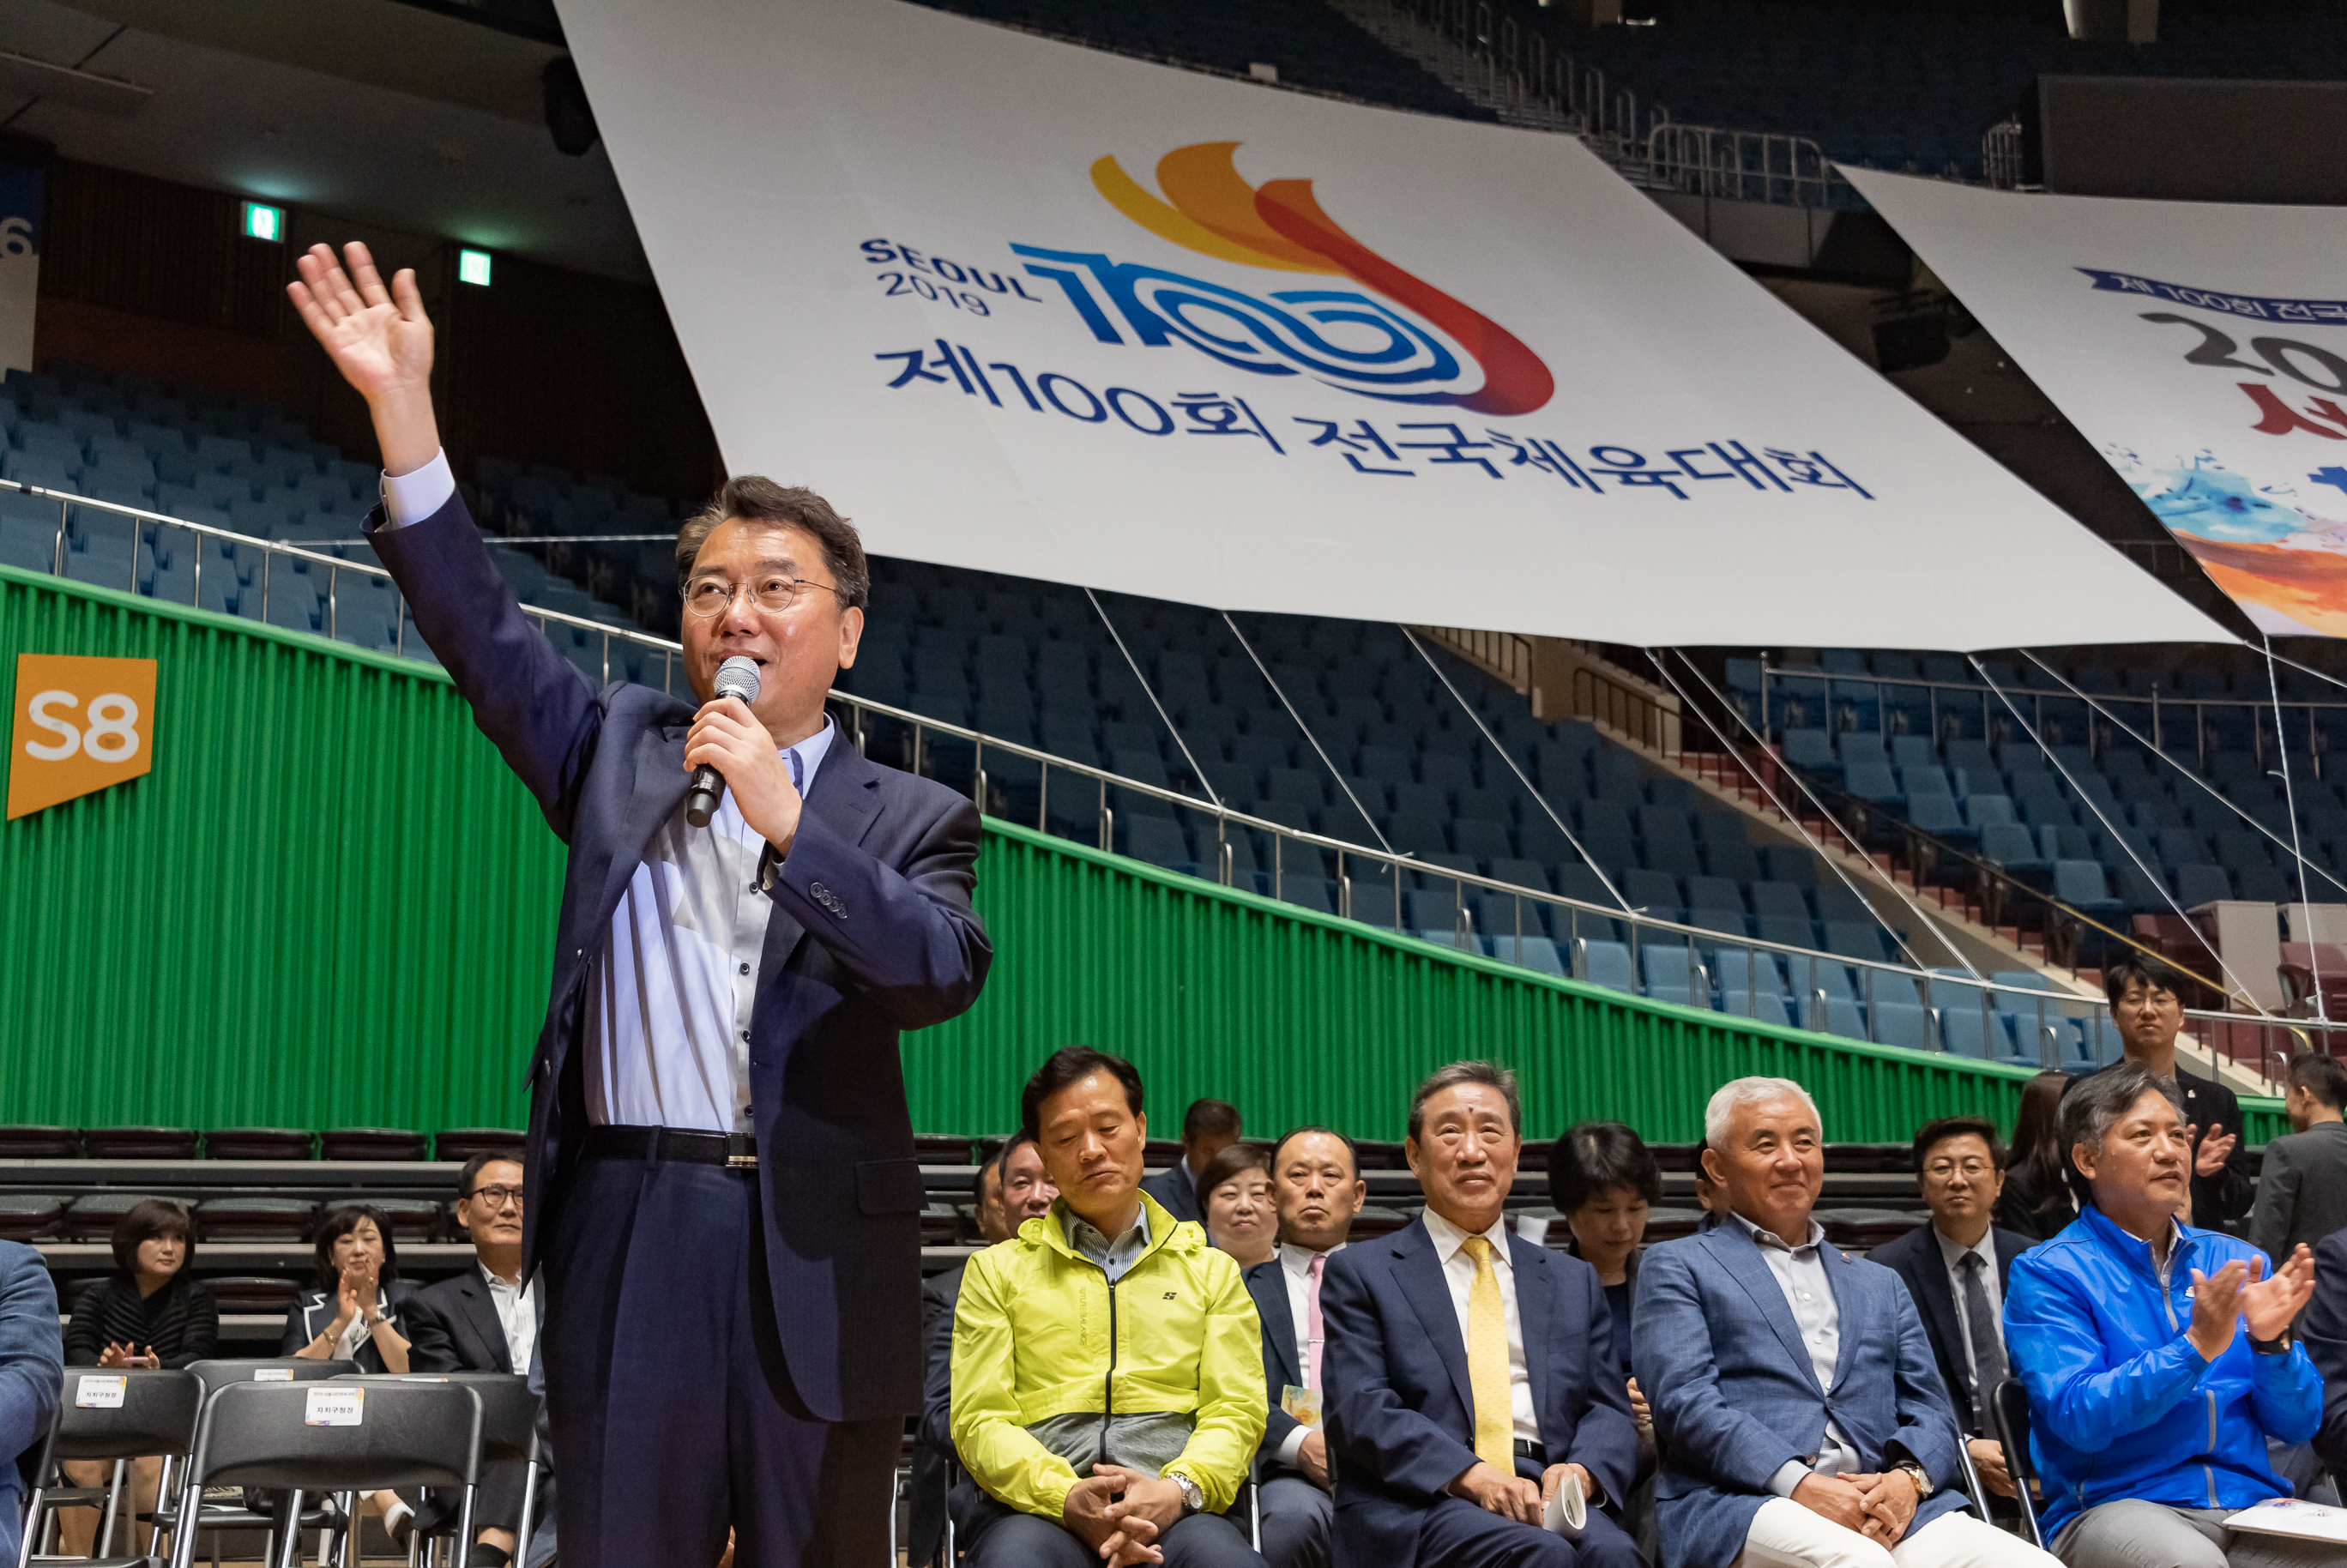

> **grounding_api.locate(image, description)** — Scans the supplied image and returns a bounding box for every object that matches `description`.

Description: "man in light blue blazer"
[0,1239,61,1566]
[1632,1077,2057,1568]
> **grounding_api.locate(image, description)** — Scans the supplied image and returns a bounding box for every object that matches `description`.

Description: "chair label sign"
[252,1367,295,1382]
[7,653,156,820]
[74,1374,125,1408]
[305,1387,365,1427]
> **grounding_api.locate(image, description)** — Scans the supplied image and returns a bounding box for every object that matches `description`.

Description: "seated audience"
[1323,1061,1642,1567]
[0,1238,58,1568]
[913,1131,1056,1565]
[283,1203,418,1372]
[1997,1071,2078,1244]
[2247,1052,2347,1271]
[59,1198,216,1555]
[2093,957,2252,1231]
[1244,1125,1368,1568]
[951,1047,1266,1566]
[1634,1076,2043,1568]
[1866,1118,2025,1505]
[2006,1064,2326,1568]
[1549,1123,1662,1549]
[400,1155,540,1567]
[2302,1227,2347,1475]
[1143,1098,1243,1225]
[1201,1142,1278,1268]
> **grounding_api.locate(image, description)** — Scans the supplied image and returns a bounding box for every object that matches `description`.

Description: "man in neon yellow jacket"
[951,1046,1270,1567]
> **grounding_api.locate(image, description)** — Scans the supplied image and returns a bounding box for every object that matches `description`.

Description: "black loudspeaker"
[1873,312,1951,374]
[543,57,600,157]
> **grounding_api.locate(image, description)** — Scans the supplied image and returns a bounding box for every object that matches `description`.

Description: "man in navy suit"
[291,243,991,1568]
[1865,1117,2026,1508]
[1243,1125,1368,1568]
[1322,1062,1643,1567]
[0,1239,61,1568]
[1632,1078,2054,1568]
[1143,1100,1243,1227]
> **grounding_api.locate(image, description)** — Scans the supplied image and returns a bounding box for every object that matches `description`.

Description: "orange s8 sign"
[7,654,157,820]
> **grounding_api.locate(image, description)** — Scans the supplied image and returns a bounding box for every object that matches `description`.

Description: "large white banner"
[1847,167,2347,640]
[556,0,2223,649]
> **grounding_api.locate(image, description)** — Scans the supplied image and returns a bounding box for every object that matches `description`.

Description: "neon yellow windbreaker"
[949,1191,1266,1520]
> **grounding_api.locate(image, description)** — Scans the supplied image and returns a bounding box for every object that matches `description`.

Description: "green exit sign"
[239,202,284,243]
[457,248,492,286]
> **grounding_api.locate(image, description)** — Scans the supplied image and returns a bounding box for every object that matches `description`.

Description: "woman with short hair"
[1196,1142,1278,1268]
[281,1203,418,1374]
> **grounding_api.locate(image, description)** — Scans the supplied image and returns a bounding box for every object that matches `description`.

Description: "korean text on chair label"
[74,1375,125,1408]
[305,1387,365,1427]
[253,1367,294,1381]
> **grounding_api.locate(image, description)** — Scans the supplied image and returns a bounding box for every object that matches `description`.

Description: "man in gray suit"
[1632,1077,2058,1568]
[2249,1052,2347,1270]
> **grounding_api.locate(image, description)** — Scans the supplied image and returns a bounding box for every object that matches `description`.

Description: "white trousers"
[1732,1498,2062,1568]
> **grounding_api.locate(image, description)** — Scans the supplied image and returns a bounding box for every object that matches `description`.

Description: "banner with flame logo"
[559,0,2222,650]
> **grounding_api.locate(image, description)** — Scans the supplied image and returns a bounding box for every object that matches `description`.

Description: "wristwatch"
[1170,1473,1203,1517]
[1895,1461,1933,1498]
[2251,1330,2293,1356]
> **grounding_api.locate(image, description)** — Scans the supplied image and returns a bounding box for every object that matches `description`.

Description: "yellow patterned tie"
[1460,1236,1515,1474]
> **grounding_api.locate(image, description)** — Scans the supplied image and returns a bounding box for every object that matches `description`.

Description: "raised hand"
[2187,1258,2249,1361]
[2241,1245,2317,1342]
[2193,1123,2237,1179]
[286,242,440,474]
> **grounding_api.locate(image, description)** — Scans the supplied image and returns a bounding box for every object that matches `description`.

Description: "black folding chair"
[1989,1376,2044,1549]
[356,1374,542,1567]
[166,1378,483,1568]
[150,1359,360,1567]
[18,1367,201,1568]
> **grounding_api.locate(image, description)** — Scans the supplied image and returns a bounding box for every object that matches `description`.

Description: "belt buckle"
[726,1152,757,1168]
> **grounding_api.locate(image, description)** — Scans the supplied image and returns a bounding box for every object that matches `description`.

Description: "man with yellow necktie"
[1322,1062,1646,1567]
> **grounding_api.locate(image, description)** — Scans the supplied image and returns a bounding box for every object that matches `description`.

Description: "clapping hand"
[2191,1122,2237,1179]
[2241,1245,2317,1342]
[95,1342,156,1370]
[335,1256,382,1329]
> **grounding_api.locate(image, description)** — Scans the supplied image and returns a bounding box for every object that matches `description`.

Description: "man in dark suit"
[2092,956,2253,1232]
[1866,1116,2026,1506]
[291,242,992,1568]
[2250,1051,2347,1270]
[1632,1077,2047,1568]
[1143,1099,1242,1226]
[1322,1062,1642,1567]
[910,1132,1056,1565]
[0,1239,60,1568]
[2301,1227,2347,1475]
[1244,1126,1367,1568]
[404,1153,543,1566]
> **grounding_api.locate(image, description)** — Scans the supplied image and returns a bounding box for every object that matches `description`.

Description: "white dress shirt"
[1727,1212,1861,1496]
[483,1265,537,1376]
[382,449,836,1133]
[1420,1208,1538,1442]
[1932,1225,2005,1393]
[1274,1239,1344,1467]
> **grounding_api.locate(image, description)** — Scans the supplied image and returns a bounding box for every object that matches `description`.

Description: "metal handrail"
[13,482,2266,1073]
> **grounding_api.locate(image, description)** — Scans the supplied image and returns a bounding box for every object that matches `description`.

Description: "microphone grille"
[715,655,762,704]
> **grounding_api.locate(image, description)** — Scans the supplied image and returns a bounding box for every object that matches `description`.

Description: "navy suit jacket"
[1321,1217,1638,1562]
[1632,1220,1966,1568]
[366,494,992,1422]
[1141,1164,1202,1226]
[0,1240,60,1563]
[1245,1256,1306,1469]
[1866,1222,2030,1440]
[2300,1228,2347,1472]
[406,1267,546,1376]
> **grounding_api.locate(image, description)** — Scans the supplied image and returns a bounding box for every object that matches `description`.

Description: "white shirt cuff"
[379,449,456,529]
[1276,1425,1307,1468]
[1767,1459,1813,1499]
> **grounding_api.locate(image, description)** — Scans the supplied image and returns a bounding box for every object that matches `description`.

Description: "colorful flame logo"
[1086,142,1554,416]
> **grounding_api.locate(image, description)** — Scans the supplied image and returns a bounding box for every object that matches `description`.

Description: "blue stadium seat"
[1871,1000,1934,1052]
[1620,868,1681,922]
[1577,939,1637,994]
[1346,880,1403,931]
[1721,990,1792,1027]
[1712,948,1784,997]
[1452,818,1513,864]
[1491,935,1565,976]
[1821,920,1891,962]
[1843,761,1903,805]
[2052,860,2128,918]
[1796,994,1867,1040]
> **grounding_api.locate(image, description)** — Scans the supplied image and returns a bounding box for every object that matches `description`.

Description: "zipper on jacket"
[2205,1390,2219,1506]
[1098,1275,1119,1468]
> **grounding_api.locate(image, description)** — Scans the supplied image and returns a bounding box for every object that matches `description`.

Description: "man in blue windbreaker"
[2006,1063,2324,1567]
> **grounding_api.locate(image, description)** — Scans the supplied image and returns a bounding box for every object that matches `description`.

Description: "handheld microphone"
[685,654,762,828]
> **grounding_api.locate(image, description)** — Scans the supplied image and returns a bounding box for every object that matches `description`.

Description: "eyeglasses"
[681,575,847,618]
[464,1185,525,1210]
[1922,1160,1994,1180]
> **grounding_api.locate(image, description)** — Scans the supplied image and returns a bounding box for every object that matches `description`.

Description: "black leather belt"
[582,1125,758,1168]
[1514,1438,1548,1464]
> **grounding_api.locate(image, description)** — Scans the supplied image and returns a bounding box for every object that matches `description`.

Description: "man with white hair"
[1632,1077,2059,1568]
